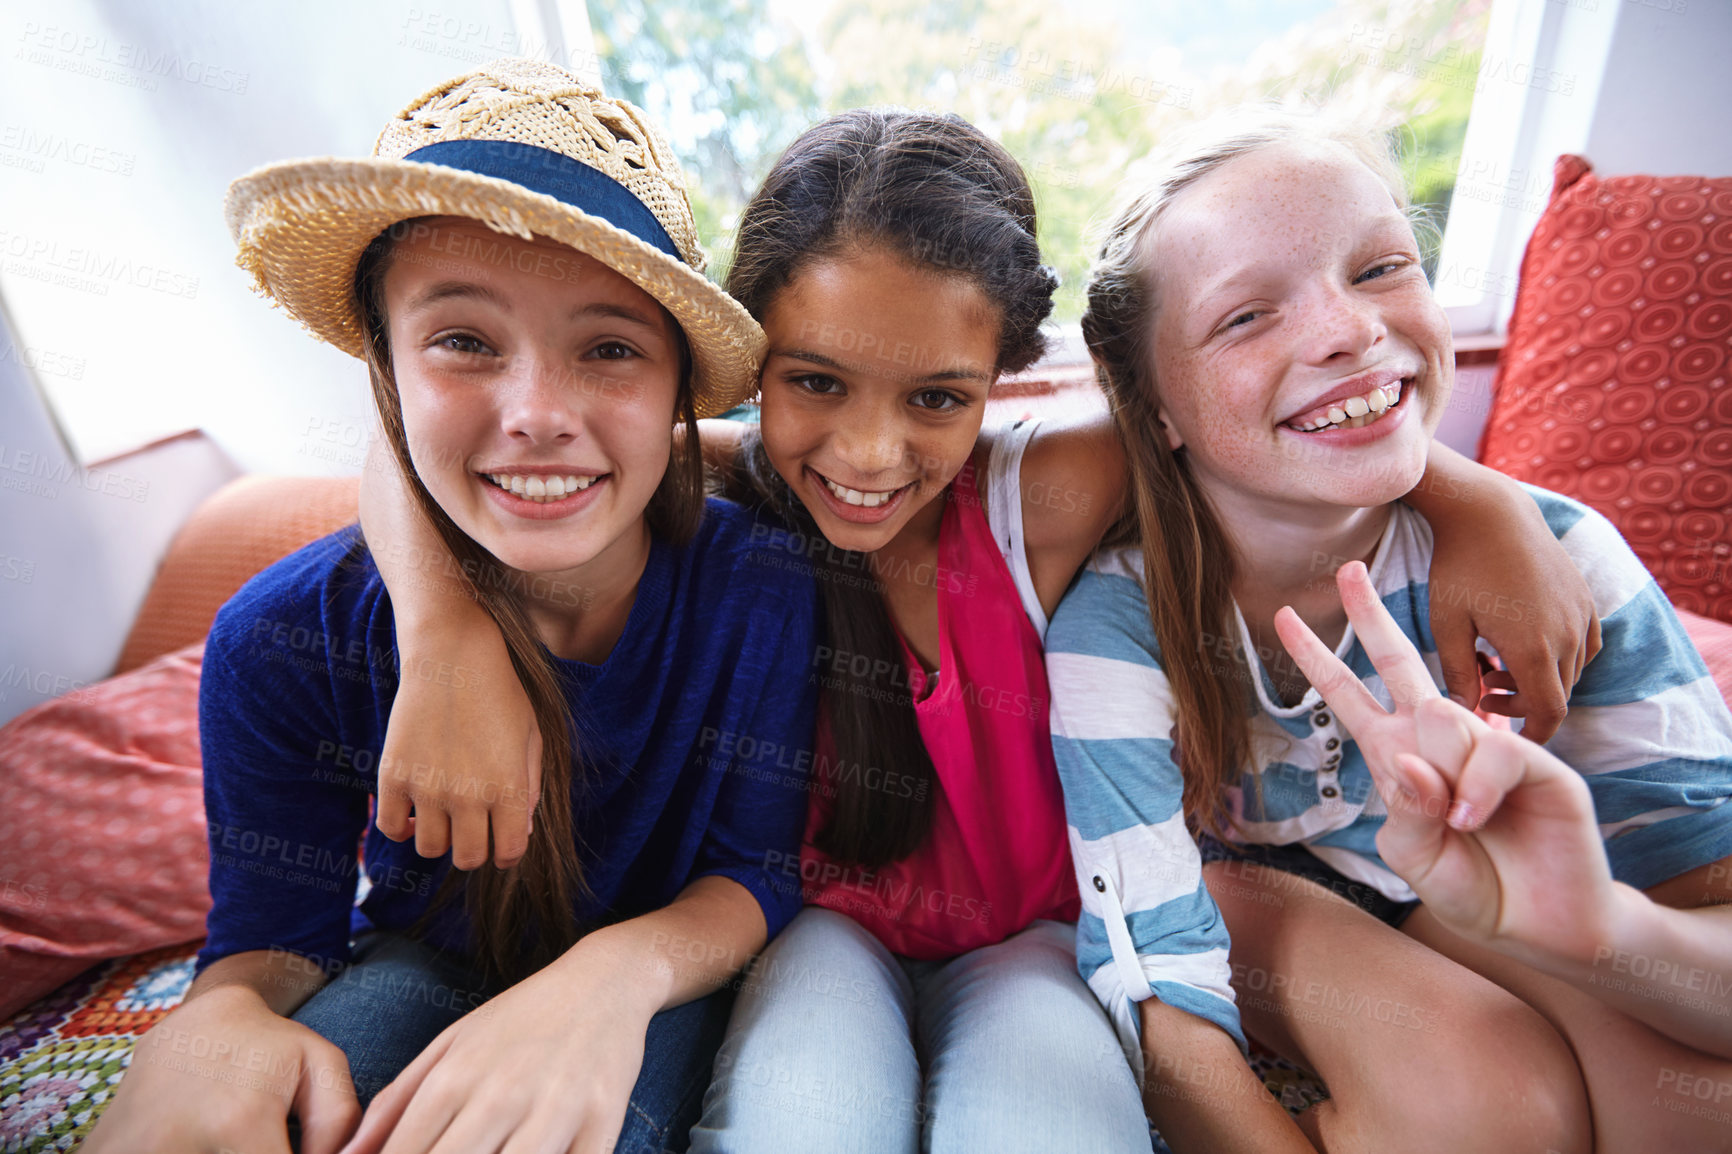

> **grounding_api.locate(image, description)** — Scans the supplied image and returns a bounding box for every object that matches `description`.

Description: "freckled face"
[1146,141,1454,512]
[757,246,1001,554]
[384,217,683,577]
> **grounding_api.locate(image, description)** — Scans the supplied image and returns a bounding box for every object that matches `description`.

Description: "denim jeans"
[686,908,1152,1153]
[290,930,733,1153]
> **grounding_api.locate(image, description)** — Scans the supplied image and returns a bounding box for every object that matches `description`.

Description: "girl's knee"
[1410,996,1590,1154]
[693,1046,922,1154]
[762,907,886,966]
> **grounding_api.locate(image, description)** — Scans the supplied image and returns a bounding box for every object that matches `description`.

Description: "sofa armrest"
[113,475,360,674]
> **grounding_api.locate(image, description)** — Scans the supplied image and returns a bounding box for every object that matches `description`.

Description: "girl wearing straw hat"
[83,59,820,1154]
[359,106,1600,1151]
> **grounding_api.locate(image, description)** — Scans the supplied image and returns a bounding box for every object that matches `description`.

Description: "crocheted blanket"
[0,944,196,1152]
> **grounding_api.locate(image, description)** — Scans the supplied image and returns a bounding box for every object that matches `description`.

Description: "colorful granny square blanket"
[0,944,198,1152]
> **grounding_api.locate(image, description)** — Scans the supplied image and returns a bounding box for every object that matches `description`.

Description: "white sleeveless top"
[983,416,1048,640]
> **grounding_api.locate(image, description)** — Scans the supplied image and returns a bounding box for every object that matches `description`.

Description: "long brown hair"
[723,109,1058,867]
[353,219,704,983]
[1083,111,1414,836]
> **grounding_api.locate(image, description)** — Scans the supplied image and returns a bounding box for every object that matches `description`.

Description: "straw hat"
[226,57,764,417]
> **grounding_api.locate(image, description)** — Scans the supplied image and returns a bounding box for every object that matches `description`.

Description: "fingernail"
[1446,799,1481,830]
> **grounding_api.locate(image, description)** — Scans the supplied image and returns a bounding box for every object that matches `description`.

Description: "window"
[595,0,1496,337]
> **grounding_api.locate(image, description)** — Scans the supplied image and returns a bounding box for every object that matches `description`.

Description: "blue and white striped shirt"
[1045,486,1732,1064]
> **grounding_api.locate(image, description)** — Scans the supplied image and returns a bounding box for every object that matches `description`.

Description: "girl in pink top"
[797,444,1080,959]
[360,108,1602,1152]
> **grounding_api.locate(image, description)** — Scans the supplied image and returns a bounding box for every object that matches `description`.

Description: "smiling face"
[757,245,1001,553]
[382,217,683,579]
[1145,140,1453,514]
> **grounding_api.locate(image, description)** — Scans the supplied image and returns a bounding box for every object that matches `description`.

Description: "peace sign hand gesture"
[1273,562,1616,967]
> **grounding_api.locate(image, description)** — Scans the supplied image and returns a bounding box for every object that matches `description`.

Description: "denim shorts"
[1197,832,1420,929]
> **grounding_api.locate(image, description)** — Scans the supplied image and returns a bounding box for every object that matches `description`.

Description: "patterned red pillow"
[0,644,209,1020]
[1479,155,1732,624]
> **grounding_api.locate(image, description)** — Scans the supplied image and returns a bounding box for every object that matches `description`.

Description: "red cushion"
[0,644,209,1020]
[1479,155,1732,624]
[115,475,359,675]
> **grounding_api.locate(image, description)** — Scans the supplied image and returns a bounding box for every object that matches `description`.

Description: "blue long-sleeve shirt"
[196,498,820,974]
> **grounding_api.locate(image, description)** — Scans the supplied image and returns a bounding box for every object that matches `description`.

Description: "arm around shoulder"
[358,436,541,869]
[1013,411,1128,617]
[1408,441,1600,741]
[693,417,751,479]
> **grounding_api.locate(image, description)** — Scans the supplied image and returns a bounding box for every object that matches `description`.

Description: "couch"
[1,156,1728,1151]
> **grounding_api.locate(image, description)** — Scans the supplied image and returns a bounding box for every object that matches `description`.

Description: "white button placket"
[1314,703,1342,802]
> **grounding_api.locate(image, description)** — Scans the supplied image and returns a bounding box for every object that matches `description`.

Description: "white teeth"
[488,473,601,502]
[1291,382,1405,433]
[823,476,897,509]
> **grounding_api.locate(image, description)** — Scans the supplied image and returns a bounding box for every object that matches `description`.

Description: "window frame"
[1433,0,1620,337]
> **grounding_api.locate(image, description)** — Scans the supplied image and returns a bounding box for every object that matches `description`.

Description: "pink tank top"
[801,447,1080,959]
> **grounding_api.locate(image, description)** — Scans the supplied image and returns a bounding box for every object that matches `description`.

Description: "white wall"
[0,0,601,722]
[0,0,595,473]
[1584,0,1732,176]
[0,302,240,726]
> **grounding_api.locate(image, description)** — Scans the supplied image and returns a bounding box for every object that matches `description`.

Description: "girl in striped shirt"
[1046,110,1732,1153]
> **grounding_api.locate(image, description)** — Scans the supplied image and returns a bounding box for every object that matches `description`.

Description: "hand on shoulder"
[998,410,1127,617]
